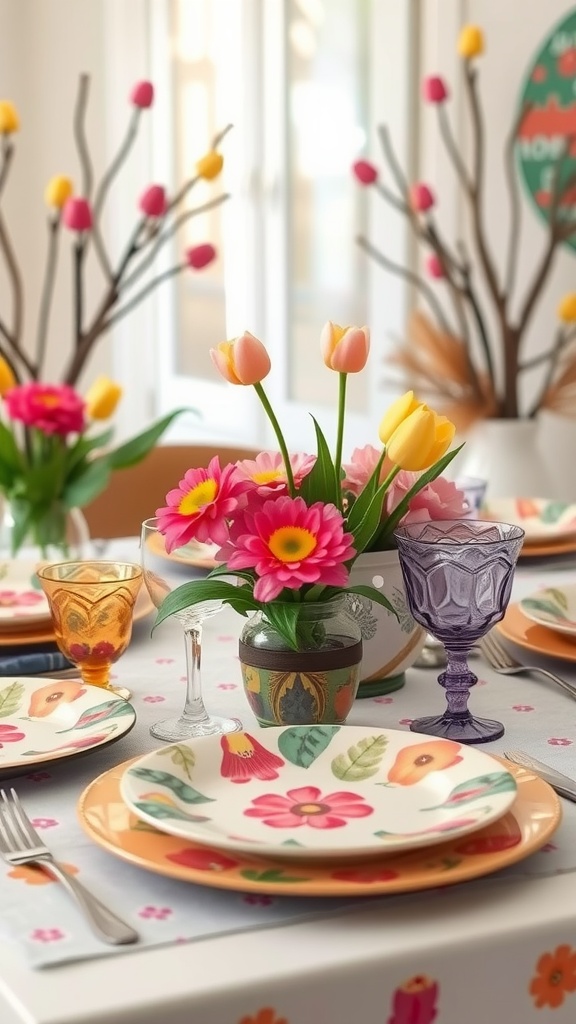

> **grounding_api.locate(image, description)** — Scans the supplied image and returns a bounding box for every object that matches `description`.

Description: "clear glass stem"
[181,624,212,725]
[439,648,477,718]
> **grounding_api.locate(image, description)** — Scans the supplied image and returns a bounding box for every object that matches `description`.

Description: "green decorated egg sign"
[517,8,576,252]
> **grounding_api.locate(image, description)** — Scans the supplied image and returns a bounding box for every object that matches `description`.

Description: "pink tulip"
[321,321,370,373]
[186,243,216,269]
[426,253,445,279]
[352,159,378,185]
[410,183,435,213]
[210,331,271,385]
[62,197,93,232]
[130,80,154,108]
[422,75,448,103]
[139,184,167,218]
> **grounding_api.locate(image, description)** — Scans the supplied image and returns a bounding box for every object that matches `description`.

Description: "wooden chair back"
[83,444,259,539]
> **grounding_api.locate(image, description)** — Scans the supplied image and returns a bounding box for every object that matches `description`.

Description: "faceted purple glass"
[394,519,524,744]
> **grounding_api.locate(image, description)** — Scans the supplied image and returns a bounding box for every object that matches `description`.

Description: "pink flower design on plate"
[243,785,374,829]
[0,724,25,746]
[155,657,175,664]
[143,695,165,703]
[512,704,534,712]
[372,696,393,705]
[548,738,573,746]
[0,589,44,608]
[243,894,274,906]
[30,928,65,943]
[31,818,58,829]
[138,905,173,920]
[26,771,52,782]
[217,682,237,691]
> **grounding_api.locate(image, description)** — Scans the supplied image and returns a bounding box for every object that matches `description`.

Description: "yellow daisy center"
[178,478,218,516]
[253,469,283,484]
[268,526,316,562]
[38,394,60,408]
[296,803,324,815]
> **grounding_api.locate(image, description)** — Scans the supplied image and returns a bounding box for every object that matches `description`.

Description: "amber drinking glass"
[36,561,142,699]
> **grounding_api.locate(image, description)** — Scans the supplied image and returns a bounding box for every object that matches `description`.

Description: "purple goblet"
[394,519,524,744]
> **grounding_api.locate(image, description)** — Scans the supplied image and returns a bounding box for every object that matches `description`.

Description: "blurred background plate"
[485,498,576,545]
[520,583,576,637]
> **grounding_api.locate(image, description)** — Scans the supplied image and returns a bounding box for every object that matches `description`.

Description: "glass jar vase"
[239,597,362,727]
[0,497,90,561]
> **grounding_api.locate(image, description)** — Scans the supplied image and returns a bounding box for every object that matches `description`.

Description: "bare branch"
[438,105,472,194]
[503,102,532,300]
[91,107,142,280]
[357,235,453,335]
[73,74,93,199]
[35,215,62,375]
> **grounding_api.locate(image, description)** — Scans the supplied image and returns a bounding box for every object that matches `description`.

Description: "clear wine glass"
[395,519,524,744]
[140,517,242,741]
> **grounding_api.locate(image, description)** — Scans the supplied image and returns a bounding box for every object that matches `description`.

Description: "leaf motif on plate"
[523,597,567,620]
[239,868,309,883]
[331,734,388,781]
[0,681,24,717]
[541,501,570,525]
[545,587,570,611]
[57,698,134,732]
[158,743,195,779]
[422,772,516,811]
[128,767,214,803]
[277,725,340,768]
[133,800,211,823]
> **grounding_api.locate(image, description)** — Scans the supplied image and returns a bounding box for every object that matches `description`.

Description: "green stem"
[334,372,347,510]
[369,464,402,548]
[253,382,296,496]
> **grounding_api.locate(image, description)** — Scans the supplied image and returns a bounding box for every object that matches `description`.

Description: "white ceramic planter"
[346,548,425,698]
[454,418,556,501]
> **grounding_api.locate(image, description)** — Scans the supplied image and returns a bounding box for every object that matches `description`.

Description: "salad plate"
[78,755,561,897]
[485,498,576,545]
[520,583,576,637]
[0,676,136,778]
[0,560,52,630]
[119,726,518,859]
[145,530,218,570]
[497,603,576,663]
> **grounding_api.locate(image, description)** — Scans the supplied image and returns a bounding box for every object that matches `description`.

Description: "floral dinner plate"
[145,530,218,570]
[0,560,52,630]
[520,583,576,638]
[485,498,576,545]
[0,676,137,778]
[78,755,560,897]
[119,726,518,860]
[497,603,576,663]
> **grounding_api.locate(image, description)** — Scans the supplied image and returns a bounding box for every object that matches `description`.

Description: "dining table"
[1,537,576,1024]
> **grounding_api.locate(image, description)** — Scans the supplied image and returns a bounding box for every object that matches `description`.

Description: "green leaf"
[373,444,464,547]
[133,801,211,823]
[541,501,570,524]
[298,416,339,506]
[348,477,393,555]
[57,698,134,732]
[65,427,115,476]
[422,772,517,811]
[239,868,310,884]
[331,734,388,781]
[260,602,300,650]
[278,725,340,767]
[158,743,196,780]
[127,766,214,803]
[107,408,191,469]
[0,681,25,717]
[62,457,111,509]
[345,452,386,535]
[153,579,256,629]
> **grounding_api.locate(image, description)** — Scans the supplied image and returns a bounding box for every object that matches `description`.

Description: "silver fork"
[480,630,576,702]
[0,789,138,945]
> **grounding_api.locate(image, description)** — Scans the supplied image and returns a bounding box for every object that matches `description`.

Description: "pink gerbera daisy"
[156,456,251,552]
[234,450,316,496]
[218,494,355,602]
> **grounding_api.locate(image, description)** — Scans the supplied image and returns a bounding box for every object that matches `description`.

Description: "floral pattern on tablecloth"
[529,944,576,1009]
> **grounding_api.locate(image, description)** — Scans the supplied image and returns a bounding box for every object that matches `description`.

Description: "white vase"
[454,418,556,501]
[346,548,425,698]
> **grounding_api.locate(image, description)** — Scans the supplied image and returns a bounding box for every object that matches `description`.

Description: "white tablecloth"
[1,543,576,1023]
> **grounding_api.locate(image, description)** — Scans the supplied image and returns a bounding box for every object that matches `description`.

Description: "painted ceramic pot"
[346,548,426,698]
[238,598,362,727]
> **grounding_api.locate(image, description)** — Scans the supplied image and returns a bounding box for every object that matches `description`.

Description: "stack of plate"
[77,725,561,897]
[498,582,576,663]
[485,497,576,560]
[145,532,218,570]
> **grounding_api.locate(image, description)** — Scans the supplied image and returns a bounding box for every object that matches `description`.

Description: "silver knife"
[504,749,576,803]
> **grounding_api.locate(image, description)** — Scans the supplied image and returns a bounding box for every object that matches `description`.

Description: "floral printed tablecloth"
[2,545,576,1022]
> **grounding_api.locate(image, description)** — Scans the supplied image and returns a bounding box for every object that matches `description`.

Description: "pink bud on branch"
[186,244,216,269]
[130,81,154,109]
[62,197,93,233]
[410,183,435,213]
[422,76,448,104]
[139,184,167,218]
[352,159,378,185]
[426,254,445,279]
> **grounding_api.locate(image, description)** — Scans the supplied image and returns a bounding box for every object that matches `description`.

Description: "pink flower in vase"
[156,456,251,551]
[386,472,467,525]
[342,443,390,496]
[235,450,316,496]
[387,974,439,1024]
[4,382,85,436]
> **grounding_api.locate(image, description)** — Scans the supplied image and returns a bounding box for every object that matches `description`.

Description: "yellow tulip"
[0,355,16,396]
[44,175,73,210]
[558,293,576,323]
[378,391,422,444]
[0,101,19,134]
[85,376,123,420]
[195,150,224,180]
[386,406,456,472]
[457,25,484,59]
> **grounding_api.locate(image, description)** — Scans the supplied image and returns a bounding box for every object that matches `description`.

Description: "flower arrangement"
[153,324,464,650]
[353,22,576,429]
[0,76,230,553]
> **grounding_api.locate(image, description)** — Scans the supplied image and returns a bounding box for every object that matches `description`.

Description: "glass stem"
[439,648,477,718]
[181,624,212,725]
